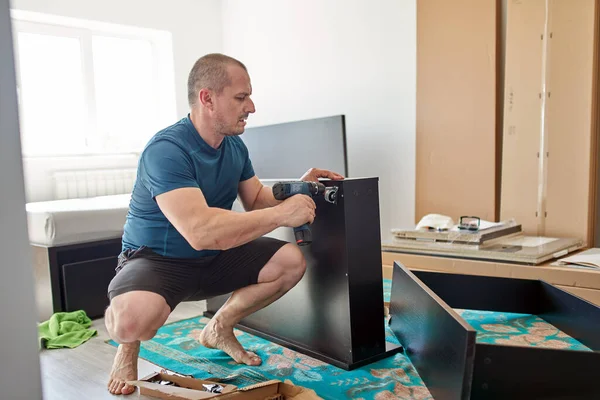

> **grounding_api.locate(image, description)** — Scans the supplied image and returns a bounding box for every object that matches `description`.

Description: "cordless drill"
[272,181,338,246]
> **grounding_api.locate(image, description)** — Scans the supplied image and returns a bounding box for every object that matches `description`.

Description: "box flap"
[128,372,237,400]
[238,380,321,399]
[237,380,283,392]
[128,380,223,400]
[130,374,322,399]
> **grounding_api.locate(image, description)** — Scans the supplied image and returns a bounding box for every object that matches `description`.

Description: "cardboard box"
[128,372,322,400]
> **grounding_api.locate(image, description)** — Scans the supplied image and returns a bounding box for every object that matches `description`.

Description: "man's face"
[212,65,255,136]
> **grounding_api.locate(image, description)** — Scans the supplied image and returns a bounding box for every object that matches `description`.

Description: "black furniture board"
[539,282,600,350]
[471,343,600,399]
[62,255,119,319]
[389,261,600,400]
[205,177,402,370]
[241,115,348,179]
[412,270,542,314]
[42,237,122,319]
[389,262,476,400]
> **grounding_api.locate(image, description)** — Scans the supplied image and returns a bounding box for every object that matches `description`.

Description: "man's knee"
[108,307,139,343]
[106,292,170,343]
[277,244,307,290]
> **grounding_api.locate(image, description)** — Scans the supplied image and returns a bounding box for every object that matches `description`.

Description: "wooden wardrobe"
[416,0,599,246]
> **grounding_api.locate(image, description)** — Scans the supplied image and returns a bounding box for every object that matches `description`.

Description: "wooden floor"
[39,301,207,399]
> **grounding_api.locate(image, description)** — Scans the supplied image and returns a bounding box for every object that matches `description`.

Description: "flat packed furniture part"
[382,235,584,265]
[205,178,402,370]
[389,262,600,400]
[501,0,599,246]
[33,238,122,321]
[416,0,499,224]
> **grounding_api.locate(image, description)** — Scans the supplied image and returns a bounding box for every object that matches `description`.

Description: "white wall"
[221,0,417,241]
[0,0,42,397]
[11,0,222,201]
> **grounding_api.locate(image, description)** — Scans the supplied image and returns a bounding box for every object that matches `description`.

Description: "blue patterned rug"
[108,280,590,399]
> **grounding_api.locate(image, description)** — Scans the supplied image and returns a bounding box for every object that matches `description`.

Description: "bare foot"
[108,342,140,395]
[199,319,261,366]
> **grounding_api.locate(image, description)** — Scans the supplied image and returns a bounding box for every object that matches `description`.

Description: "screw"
[482,383,489,390]
[484,357,491,365]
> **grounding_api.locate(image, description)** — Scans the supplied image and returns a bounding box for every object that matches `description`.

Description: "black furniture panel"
[471,342,600,399]
[413,270,542,314]
[42,237,122,319]
[539,282,600,350]
[390,262,600,400]
[205,177,402,370]
[241,115,348,179]
[389,264,476,400]
[62,255,119,319]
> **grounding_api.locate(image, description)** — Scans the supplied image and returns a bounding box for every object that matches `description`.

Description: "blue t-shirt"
[121,115,255,258]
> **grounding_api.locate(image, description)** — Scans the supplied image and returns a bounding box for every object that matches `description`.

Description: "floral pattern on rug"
[107,279,589,399]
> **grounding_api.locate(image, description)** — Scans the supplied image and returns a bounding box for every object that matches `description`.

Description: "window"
[11,11,177,156]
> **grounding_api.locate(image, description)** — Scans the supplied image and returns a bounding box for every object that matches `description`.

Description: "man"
[105,53,344,395]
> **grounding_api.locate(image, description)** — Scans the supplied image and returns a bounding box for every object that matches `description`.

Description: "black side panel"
[344,178,386,362]
[413,270,542,314]
[389,262,476,400]
[472,343,600,399]
[539,281,600,350]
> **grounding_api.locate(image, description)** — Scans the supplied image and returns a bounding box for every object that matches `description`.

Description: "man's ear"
[199,88,214,110]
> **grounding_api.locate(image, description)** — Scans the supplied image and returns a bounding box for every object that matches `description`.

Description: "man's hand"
[300,168,344,182]
[275,194,316,227]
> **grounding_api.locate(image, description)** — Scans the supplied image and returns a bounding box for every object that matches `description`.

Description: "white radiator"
[53,168,137,199]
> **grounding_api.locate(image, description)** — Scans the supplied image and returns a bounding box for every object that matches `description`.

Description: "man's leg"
[105,290,171,395]
[199,243,306,365]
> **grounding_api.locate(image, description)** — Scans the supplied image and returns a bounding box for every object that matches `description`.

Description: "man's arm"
[238,176,280,211]
[156,186,315,251]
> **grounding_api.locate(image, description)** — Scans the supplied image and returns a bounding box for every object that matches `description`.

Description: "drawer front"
[61,256,118,319]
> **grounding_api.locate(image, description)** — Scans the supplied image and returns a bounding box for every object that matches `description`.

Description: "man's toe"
[109,380,124,395]
[123,383,135,395]
[245,352,262,366]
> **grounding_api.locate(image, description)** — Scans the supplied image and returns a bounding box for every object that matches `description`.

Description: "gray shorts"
[107,237,288,310]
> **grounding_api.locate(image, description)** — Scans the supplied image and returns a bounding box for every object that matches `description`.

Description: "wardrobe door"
[544,0,598,245]
[500,0,547,235]
[416,0,499,223]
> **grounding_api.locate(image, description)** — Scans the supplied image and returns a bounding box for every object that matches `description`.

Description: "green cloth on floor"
[38,310,97,349]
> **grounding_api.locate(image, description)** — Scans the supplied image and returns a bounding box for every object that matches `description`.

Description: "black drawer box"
[389,261,600,400]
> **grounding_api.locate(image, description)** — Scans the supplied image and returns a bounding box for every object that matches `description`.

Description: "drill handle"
[293,224,312,246]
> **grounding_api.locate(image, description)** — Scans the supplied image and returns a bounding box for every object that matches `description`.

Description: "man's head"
[187,53,255,136]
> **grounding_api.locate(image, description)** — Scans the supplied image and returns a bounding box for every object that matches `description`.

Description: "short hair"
[187,53,248,107]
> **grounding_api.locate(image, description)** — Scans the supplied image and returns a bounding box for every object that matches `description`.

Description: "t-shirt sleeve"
[139,139,199,198]
[240,154,255,182]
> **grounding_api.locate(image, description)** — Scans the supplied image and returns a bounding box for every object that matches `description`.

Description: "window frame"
[11,10,176,158]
